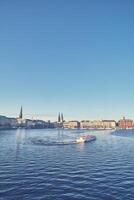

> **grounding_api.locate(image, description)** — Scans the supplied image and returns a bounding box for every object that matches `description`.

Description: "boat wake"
[29,138,77,146]
[27,134,96,146]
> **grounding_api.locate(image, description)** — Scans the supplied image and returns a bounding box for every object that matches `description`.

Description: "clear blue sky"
[0,0,134,121]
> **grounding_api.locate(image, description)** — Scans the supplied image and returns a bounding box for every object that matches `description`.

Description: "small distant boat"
[76,134,96,143]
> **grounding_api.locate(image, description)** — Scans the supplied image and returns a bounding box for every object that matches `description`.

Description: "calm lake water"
[0,129,134,200]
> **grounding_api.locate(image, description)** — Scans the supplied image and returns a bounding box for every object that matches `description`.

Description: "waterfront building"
[0,116,11,129]
[102,120,116,129]
[26,119,49,129]
[91,120,104,129]
[80,120,91,129]
[26,119,35,128]
[0,116,17,129]
[52,122,59,128]
[81,120,104,129]
[118,117,133,129]
[81,120,116,129]
[63,121,80,129]
[47,120,56,128]
[33,120,46,128]
[9,118,18,128]
[63,121,69,129]
[17,118,26,127]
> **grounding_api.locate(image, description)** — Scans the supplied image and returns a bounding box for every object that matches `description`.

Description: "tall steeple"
[19,106,23,119]
[61,113,64,123]
[58,112,61,123]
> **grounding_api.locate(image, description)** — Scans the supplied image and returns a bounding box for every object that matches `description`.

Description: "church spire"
[19,106,23,119]
[61,113,64,123]
[58,112,61,123]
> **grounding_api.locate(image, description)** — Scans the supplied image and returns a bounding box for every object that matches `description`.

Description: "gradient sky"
[0,0,134,121]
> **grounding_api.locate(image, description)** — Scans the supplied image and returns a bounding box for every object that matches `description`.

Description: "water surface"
[0,129,134,200]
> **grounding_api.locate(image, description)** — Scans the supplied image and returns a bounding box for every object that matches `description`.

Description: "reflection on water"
[15,129,26,157]
[0,129,134,200]
[16,128,26,144]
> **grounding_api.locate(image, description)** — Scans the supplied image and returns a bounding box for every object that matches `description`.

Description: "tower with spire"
[57,112,64,128]
[58,112,61,123]
[19,106,23,119]
[17,105,25,127]
[61,113,64,123]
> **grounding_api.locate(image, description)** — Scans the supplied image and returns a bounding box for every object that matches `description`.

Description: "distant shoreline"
[0,127,134,131]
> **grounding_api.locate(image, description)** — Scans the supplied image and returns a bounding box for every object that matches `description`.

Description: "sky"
[0,0,134,121]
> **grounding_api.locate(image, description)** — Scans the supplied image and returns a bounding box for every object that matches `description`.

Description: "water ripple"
[0,129,134,200]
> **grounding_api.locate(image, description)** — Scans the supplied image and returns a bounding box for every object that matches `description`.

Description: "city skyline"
[0,105,134,122]
[0,0,134,120]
